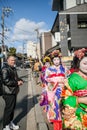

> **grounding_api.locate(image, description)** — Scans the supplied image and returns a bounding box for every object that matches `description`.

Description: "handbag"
[39,91,48,106]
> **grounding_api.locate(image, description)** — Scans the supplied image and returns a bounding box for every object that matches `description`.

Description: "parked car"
[20,62,31,68]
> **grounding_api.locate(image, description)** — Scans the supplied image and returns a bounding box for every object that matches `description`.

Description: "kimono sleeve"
[62,76,78,108]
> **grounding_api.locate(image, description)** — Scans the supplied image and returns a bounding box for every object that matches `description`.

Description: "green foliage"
[16,52,23,59]
[8,47,16,56]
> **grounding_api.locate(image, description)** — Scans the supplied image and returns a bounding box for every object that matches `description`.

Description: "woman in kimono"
[44,50,68,130]
[40,56,51,88]
[62,48,87,130]
[40,56,51,113]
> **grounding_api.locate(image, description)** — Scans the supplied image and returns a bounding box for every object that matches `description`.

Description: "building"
[26,41,37,59]
[26,32,54,60]
[40,32,52,56]
[51,0,87,56]
[40,31,57,56]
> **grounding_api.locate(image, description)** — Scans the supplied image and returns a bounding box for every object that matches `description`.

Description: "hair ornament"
[74,48,87,60]
[51,50,62,58]
[43,56,51,63]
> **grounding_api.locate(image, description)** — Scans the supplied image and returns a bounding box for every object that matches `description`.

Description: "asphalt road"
[0,68,28,130]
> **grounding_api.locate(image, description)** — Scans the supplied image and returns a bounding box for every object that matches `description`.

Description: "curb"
[32,75,48,130]
[27,69,48,130]
[27,69,37,130]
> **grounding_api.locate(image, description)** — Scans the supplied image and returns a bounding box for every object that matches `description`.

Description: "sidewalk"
[26,70,49,130]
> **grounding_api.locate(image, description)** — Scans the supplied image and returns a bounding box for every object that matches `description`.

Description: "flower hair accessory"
[51,49,62,58]
[74,48,87,60]
[43,56,51,63]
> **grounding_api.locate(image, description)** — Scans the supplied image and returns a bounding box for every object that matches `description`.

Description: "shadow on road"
[14,94,40,124]
[20,74,29,79]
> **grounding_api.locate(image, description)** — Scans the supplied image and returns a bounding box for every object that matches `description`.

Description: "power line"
[15,26,35,34]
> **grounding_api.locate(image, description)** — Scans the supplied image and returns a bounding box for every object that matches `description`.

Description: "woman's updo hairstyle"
[50,50,62,59]
[73,48,87,69]
[49,49,62,65]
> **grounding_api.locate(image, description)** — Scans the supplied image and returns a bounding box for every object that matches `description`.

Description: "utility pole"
[35,28,42,60]
[1,7,12,66]
[35,28,39,59]
[22,41,27,68]
[22,42,25,68]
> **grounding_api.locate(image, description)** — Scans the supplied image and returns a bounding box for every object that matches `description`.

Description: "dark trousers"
[2,94,17,128]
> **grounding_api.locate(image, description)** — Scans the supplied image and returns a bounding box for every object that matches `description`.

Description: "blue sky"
[0,0,57,52]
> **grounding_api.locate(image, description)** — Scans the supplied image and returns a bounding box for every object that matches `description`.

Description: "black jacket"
[1,63,21,94]
[0,70,3,96]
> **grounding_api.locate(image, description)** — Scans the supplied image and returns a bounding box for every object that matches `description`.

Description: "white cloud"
[5,18,51,52]
[12,18,49,42]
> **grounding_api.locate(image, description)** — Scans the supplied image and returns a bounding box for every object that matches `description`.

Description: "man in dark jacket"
[1,55,23,130]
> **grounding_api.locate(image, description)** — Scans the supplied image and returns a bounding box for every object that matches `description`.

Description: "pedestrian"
[40,56,51,88]
[44,50,68,130]
[33,58,42,84]
[1,55,24,130]
[61,48,87,129]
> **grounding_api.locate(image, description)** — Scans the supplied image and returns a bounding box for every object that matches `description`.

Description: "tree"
[8,47,16,56]
[16,52,23,60]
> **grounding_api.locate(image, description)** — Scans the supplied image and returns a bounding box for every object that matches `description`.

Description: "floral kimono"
[40,65,47,88]
[62,72,87,130]
[44,64,66,129]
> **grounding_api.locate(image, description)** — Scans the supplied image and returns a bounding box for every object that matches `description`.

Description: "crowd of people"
[39,48,87,130]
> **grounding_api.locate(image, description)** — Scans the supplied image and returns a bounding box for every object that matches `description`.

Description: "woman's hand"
[78,97,87,104]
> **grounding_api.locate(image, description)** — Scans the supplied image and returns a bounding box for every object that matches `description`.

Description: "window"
[76,0,81,5]
[77,14,87,29]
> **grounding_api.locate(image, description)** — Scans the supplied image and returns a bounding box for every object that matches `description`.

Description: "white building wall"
[65,0,76,9]
[65,0,87,9]
[27,41,37,59]
[52,35,57,47]
[51,32,60,47]
[41,33,45,55]
[36,42,40,59]
[55,32,60,43]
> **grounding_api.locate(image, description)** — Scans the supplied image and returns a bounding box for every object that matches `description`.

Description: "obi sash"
[73,90,87,97]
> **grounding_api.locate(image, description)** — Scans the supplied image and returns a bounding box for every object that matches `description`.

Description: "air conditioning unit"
[55,32,60,42]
